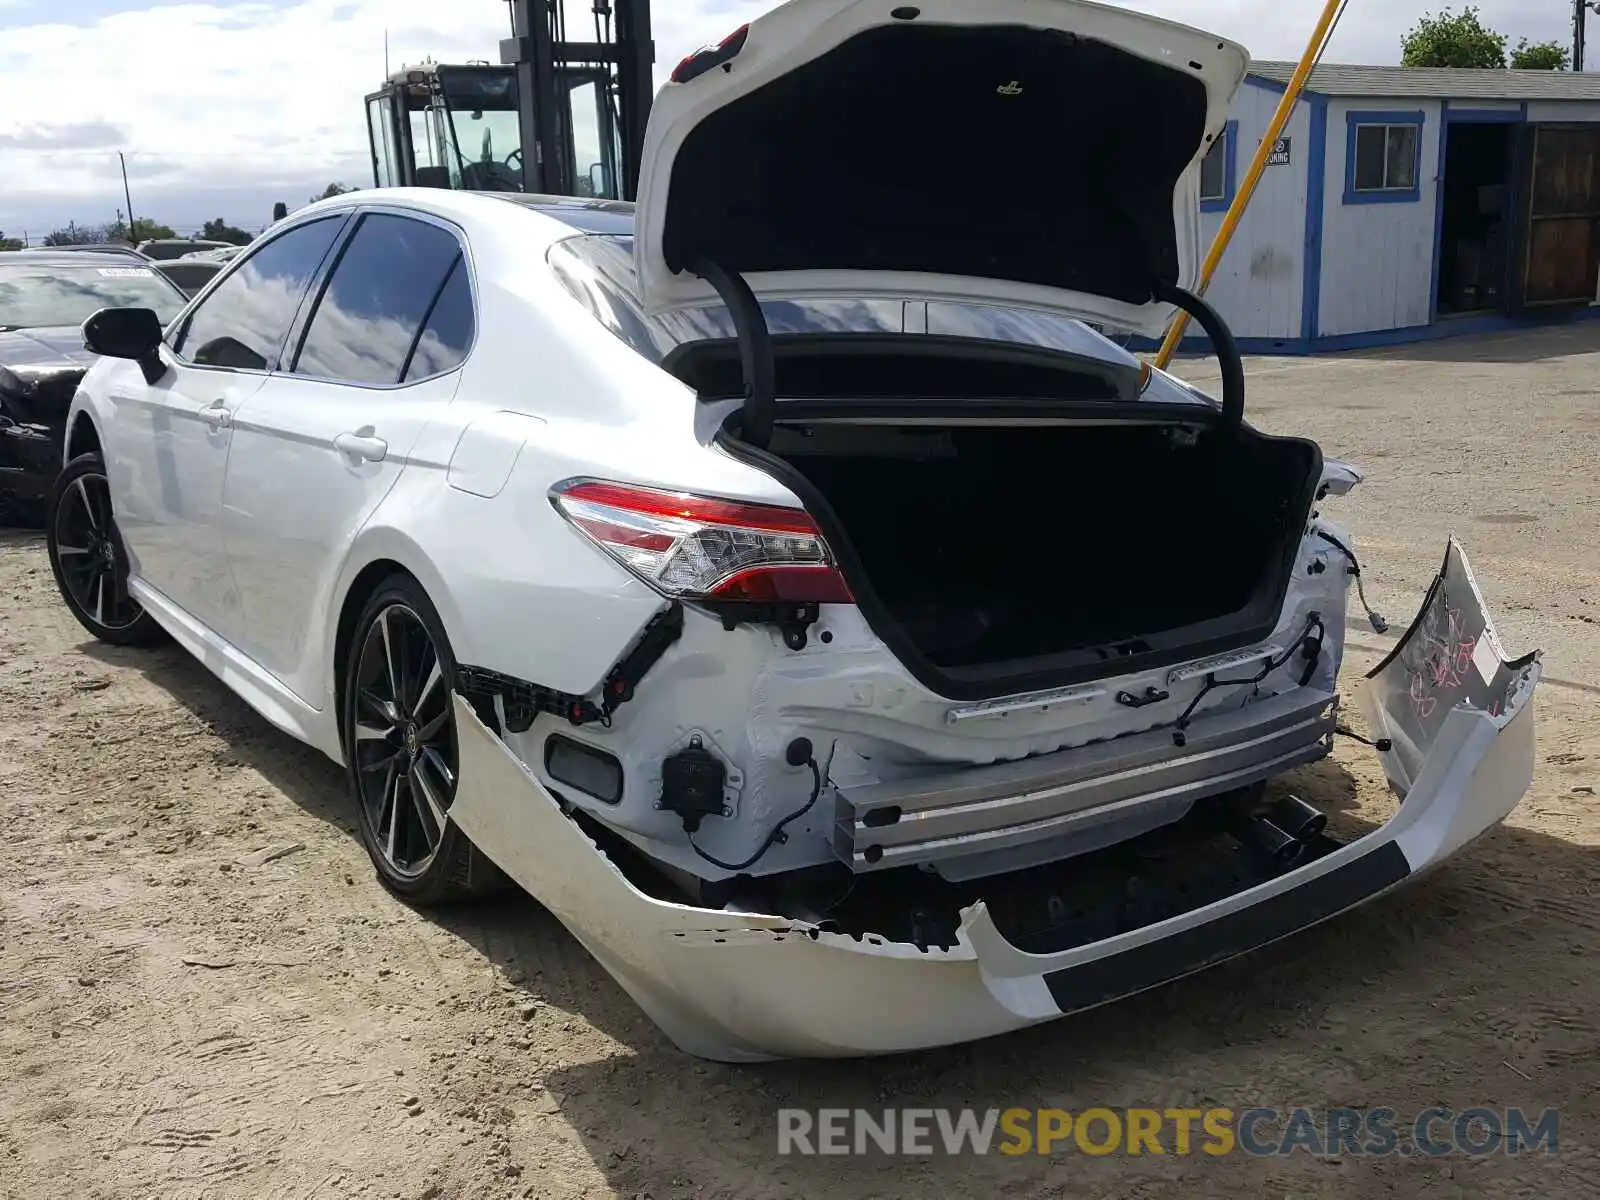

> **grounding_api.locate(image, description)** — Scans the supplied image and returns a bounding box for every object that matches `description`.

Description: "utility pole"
[117,151,136,243]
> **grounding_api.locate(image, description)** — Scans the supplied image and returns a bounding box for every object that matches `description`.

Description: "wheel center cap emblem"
[404,724,420,759]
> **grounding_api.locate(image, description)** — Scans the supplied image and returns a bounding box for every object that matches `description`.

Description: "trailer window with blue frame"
[1199,121,1238,213]
[1346,112,1424,204]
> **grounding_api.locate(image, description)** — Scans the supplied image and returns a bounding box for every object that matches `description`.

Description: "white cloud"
[0,0,1577,236]
[0,0,760,232]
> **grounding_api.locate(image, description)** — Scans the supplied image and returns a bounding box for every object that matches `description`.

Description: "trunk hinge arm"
[1151,280,1245,434]
[457,602,685,732]
[693,259,776,450]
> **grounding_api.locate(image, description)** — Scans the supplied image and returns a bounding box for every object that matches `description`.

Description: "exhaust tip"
[1226,811,1306,868]
[1269,793,1329,843]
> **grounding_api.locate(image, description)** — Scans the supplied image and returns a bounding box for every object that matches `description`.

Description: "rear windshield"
[545,234,1138,366]
[0,263,187,330]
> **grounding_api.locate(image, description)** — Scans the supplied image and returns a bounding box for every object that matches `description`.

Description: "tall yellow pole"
[1151,0,1346,371]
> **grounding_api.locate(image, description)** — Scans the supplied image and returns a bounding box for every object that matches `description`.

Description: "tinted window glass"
[178,217,343,370]
[547,235,1137,368]
[403,257,473,381]
[294,214,462,385]
[927,303,1137,364]
[546,235,901,363]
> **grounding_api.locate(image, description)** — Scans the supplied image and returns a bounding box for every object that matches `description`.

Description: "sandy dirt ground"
[2,325,1598,1199]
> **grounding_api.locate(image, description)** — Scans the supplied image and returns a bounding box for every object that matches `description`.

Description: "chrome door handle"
[198,401,231,430]
[333,432,388,463]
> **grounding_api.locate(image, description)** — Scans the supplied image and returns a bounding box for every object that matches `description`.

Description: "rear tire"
[45,453,164,646]
[342,573,502,905]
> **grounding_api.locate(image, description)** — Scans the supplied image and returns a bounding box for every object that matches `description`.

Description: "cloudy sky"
[0,0,1576,240]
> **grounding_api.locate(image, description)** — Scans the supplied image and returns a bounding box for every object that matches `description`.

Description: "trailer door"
[1520,123,1600,307]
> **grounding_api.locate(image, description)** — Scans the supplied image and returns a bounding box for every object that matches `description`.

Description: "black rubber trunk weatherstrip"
[1152,280,1244,433]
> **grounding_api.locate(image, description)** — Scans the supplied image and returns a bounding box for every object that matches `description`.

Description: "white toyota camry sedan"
[49,0,1540,1062]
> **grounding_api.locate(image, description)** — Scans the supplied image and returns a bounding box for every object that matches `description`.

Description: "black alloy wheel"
[344,574,500,903]
[46,453,163,646]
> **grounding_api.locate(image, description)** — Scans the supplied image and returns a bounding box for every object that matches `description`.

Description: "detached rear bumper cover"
[449,539,1541,1062]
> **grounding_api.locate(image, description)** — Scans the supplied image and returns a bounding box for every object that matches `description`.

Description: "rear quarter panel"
[333,227,802,700]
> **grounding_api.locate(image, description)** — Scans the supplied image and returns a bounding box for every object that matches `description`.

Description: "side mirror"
[83,308,168,384]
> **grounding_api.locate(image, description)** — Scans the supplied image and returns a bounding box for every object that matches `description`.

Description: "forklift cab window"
[367,96,398,188]
[568,75,621,199]
[409,109,443,176]
[436,69,525,193]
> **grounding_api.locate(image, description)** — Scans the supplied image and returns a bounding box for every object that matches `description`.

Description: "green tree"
[312,182,354,202]
[108,217,178,244]
[0,230,22,252]
[42,223,99,246]
[132,217,177,241]
[198,218,253,245]
[1511,39,1570,70]
[1401,6,1508,68]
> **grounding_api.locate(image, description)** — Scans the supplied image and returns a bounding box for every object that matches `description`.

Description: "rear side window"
[293,213,467,385]
[403,258,473,381]
[176,216,344,370]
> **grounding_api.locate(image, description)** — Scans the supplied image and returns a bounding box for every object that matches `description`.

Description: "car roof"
[478,193,635,236]
[283,188,638,261]
[1,250,156,268]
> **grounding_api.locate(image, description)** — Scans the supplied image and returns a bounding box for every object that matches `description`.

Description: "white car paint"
[107,357,264,636]
[219,367,461,708]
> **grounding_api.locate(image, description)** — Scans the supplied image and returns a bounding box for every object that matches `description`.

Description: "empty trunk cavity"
[755,412,1321,695]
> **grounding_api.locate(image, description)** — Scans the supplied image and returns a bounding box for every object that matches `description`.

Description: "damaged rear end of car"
[448,529,1541,1062]
[444,0,1544,1061]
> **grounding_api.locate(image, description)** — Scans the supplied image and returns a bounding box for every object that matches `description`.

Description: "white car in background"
[49,0,1540,1062]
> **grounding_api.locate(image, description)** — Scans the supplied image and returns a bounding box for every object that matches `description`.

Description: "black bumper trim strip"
[1044,839,1411,1013]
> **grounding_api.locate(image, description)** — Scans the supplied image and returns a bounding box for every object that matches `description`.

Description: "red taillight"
[551,479,853,605]
[708,565,852,603]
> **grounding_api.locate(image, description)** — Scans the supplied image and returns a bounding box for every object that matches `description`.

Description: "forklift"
[363,0,655,200]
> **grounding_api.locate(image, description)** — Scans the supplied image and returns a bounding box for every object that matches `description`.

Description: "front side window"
[175,216,344,370]
[0,264,187,331]
[293,213,466,385]
[1353,122,1421,194]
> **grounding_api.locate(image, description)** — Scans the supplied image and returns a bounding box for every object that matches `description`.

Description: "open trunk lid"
[633,0,1248,336]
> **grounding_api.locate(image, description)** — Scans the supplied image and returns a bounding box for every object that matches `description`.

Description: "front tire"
[343,574,499,904]
[46,453,164,646]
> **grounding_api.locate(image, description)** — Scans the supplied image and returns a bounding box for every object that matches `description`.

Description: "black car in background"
[0,252,189,525]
